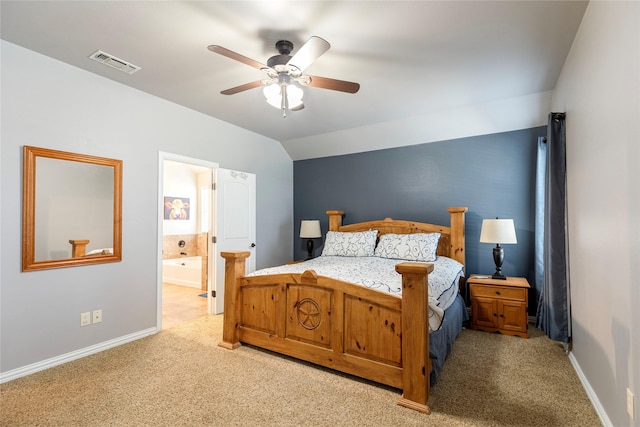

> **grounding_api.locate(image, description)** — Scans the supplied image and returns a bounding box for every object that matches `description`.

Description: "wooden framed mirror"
[22,146,122,271]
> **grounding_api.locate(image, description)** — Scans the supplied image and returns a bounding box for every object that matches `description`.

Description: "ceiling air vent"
[89,50,141,75]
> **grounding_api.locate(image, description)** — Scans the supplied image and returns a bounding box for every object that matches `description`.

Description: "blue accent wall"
[293,126,545,287]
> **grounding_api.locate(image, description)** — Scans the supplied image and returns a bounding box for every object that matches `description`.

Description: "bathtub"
[162,256,203,289]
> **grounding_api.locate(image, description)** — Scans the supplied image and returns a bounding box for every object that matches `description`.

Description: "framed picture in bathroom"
[164,197,190,220]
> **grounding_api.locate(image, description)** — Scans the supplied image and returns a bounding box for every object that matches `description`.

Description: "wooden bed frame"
[69,240,112,258]
[69,239,91,258]
[219,207,467,414]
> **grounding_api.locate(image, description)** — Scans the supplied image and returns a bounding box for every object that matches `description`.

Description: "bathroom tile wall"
[162,233,209,291]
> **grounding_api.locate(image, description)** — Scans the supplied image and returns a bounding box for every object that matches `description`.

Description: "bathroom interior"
[162,160,211,329]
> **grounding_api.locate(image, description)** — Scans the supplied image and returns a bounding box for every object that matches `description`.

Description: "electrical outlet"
[92,309,103,324]
[80,312,91,327]
[628,388,635,419]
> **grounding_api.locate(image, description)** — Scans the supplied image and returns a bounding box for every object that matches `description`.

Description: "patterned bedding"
[249,255,464,332]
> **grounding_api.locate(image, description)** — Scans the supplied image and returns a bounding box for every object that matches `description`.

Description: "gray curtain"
[535,112,570,343]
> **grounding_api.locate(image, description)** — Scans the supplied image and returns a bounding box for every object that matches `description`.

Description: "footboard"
[219,251,434,414]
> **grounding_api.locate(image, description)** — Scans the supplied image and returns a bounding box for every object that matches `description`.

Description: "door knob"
[250,243,256,248]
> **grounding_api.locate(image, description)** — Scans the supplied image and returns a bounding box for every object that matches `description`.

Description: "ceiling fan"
[208,36,360,117]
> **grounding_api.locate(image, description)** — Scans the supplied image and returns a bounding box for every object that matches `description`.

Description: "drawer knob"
[495,290,501,295]
[493,313,498,317]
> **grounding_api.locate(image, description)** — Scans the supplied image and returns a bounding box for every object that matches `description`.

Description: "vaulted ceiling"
[1,1,587,160]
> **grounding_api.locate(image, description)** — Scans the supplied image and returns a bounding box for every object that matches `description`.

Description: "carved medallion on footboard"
[286,283,332,348]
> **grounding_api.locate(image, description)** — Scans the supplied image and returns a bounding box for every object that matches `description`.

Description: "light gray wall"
[552,2,639,426]
[0,41,293,374]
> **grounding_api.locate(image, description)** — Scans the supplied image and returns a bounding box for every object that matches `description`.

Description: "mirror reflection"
[22,146,122,271]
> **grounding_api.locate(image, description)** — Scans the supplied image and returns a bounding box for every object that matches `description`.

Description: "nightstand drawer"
[470,285,526,301]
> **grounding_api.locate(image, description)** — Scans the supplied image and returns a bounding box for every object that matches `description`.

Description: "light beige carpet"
[0,315,601,426]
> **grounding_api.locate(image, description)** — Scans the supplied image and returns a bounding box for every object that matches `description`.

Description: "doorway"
[158,153,217,330]
[157,152,257,330]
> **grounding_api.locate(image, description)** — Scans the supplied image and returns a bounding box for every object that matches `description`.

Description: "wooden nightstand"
[467,275,530,338]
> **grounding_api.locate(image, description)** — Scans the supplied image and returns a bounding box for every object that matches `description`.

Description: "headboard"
[326,207,467,269]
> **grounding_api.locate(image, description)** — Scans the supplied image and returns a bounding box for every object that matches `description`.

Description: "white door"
[213,168,256,314]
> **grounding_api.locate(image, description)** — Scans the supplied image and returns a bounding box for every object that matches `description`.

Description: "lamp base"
[306,239,314,260]
[491,244,506,280]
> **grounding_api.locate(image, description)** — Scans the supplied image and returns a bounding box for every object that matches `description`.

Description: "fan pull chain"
[280,83,288,118]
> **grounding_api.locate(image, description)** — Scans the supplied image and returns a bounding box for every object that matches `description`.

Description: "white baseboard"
[568,351,613,427]
[0,327,158,384]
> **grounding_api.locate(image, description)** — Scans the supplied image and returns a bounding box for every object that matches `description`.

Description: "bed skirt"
[430,292,468,384]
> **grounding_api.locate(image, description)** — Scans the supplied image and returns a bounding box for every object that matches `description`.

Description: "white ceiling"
[1,1,587,160]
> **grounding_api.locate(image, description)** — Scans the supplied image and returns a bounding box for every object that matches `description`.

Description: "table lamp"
[300,220,322,260]
[479,218,517,279]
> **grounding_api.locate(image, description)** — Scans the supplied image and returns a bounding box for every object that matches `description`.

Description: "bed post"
[447,207,467,270]
[326,210,345,231]
[218,251,251,350]
[395,262,434,414]
[69,239,90,258]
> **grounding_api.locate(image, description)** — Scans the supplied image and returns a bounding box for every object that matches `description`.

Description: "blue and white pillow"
[321,230,379,257]
[374,233,441,262]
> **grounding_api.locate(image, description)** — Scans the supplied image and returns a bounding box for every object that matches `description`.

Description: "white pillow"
[374,233,441,262]
[321,230,378,257]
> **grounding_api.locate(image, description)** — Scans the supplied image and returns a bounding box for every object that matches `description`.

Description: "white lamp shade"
[300,220,321,238]
[286,84,303,109]
[479,219,517,244]
[263,84,282,109]
[263,83,304,109]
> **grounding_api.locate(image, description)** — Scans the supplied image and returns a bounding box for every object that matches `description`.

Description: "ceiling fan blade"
[305,76,360,94]
[290,103,305,112]
[288,36,330,73]
[207,45,267,70]
[220,80,264,95]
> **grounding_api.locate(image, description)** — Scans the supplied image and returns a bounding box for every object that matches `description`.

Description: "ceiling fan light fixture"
[210,37,358,114]
[286,84,304,109]
[263,82,304,111]
[263,83,282,109]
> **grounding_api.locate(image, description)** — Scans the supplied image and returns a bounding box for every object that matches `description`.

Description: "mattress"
[249,255,464,332]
